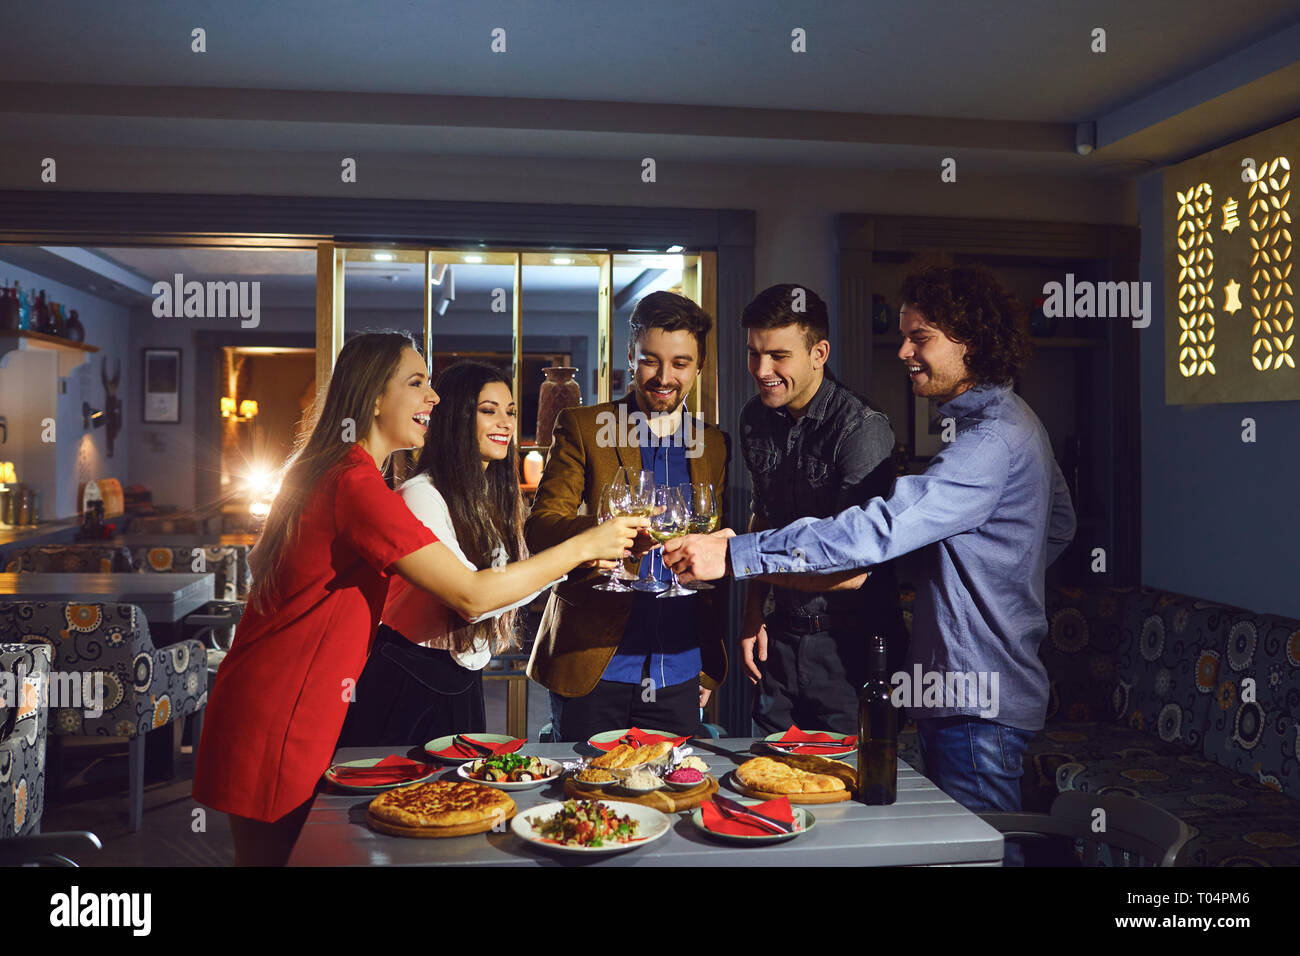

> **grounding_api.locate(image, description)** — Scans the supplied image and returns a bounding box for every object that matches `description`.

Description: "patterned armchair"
[126,516,203,535]
[0,601,208,831]
[3,544,135,574]
[0,643,51,838]
[128,545,250,601]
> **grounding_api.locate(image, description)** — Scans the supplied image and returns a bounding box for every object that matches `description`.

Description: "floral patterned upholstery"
[126,516,202,534]
[1034,586,1300,866]
[128,546,249,601]
[0,643,51,838]
[3,544,135,574]
[0,602,207,740]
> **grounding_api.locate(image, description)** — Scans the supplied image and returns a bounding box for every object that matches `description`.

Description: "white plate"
[762,730,855,758]
[323,757,440,794]
[424,733,519,764]
[513,800,672,856]
[690,801,815,845]
[456,757,563,791]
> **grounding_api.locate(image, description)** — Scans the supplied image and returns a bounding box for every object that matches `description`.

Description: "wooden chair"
[979,790,1191,866]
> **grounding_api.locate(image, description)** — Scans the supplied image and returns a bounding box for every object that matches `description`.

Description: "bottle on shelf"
[0,281,18,330]
[17,288,32,330]
[856,634,898,805]
[35,290,51,334]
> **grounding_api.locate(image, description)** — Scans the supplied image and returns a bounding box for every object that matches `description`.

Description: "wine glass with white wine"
[625,469,664,592]
[593,476,634,592]
[682,482,719,591]
[649,484,694,599]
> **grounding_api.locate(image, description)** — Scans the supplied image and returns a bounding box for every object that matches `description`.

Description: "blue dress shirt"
[727,384,1076,731]
[599,396,704,690]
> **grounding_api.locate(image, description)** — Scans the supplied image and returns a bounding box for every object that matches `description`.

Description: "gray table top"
[0,572,215,623]
[288,739,1004,867]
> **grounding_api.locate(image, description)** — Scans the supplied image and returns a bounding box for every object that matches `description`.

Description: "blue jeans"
[916,716,1035,867]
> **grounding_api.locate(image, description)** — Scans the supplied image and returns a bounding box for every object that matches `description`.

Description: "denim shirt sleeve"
[1046,456,1077,566]
[728,424,1012,577]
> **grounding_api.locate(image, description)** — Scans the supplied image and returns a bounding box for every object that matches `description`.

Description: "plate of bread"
[730,753,857,804]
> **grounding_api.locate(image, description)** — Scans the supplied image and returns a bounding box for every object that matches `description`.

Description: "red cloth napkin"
[701,796,795,836]
[589,727,692,752]
[328,755,432,786]
[772,725,857,754]
[427,736,527,760]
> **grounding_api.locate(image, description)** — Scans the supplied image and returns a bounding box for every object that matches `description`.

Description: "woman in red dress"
[192,331,643,865]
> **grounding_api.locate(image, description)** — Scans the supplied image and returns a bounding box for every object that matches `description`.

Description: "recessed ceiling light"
[551,257,574,265]
[666,245,685,253]
[372,253,395,262]
[463,255,484,264]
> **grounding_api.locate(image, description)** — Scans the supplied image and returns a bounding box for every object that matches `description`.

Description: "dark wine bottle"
[856,634,898,805]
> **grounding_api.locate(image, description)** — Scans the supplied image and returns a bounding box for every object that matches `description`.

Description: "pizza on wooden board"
[368,780,515,828]
[736,756,847,794]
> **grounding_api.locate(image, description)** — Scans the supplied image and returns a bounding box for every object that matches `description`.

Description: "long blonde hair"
[248,331,419,615]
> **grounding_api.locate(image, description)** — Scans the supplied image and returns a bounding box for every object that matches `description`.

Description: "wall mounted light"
[82,402,105,430]
[238,399,259,419]
[221,396,236,418]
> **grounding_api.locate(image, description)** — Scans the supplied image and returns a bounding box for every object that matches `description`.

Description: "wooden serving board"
[729,772,852,805]
[562,775,718,812]
[365,803,516,839]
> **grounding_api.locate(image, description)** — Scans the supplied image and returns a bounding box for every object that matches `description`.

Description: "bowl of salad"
[457,753,562,790]
[513,799,671,855]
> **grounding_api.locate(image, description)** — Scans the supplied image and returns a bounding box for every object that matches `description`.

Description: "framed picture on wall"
[908,391,948,460]
[143,348,182,424]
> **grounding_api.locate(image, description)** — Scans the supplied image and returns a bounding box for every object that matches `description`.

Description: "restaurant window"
[322,246,714,469]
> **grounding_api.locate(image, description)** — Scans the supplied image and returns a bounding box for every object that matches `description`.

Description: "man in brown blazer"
[526,291,730,742]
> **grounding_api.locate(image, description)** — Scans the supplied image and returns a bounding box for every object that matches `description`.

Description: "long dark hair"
[409,361,527,653]
[249,330,419,615]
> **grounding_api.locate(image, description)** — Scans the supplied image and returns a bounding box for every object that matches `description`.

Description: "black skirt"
[336,624,486,748]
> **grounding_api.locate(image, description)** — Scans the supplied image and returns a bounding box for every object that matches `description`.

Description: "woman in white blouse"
[338,361,558,745]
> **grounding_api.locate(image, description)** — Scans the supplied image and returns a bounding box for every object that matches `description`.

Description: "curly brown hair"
[898,265,1033,386]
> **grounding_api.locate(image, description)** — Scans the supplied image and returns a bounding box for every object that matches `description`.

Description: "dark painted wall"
[1138,172,1300,618]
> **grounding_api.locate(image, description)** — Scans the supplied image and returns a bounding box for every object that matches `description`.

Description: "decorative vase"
[64,309,85,342]
[536,366,580,447]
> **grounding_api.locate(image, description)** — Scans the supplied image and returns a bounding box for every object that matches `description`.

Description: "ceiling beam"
[1,82,1075,153]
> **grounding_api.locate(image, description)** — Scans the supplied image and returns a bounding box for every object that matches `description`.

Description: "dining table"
[0,572,215,624]
[287,737,1005,866]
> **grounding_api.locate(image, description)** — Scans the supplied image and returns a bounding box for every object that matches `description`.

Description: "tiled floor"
[40,676,552,866]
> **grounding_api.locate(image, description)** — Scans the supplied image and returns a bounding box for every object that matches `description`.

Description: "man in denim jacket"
[736,284,907,737]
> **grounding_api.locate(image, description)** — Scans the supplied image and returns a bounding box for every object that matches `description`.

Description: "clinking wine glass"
[650,485,694,599]
[626,469,665,592]
[682,482,718,591]
[593,478,634,593]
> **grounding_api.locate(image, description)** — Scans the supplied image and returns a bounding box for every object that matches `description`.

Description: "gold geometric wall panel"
[1164,116,1298,404]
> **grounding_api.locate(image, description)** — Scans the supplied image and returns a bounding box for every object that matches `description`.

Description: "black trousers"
[337,624,485,748]
[549,678,701,744]
[752,620,909,737]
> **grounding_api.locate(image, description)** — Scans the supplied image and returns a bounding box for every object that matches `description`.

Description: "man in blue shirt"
[666,266,1075,860]
[526,291,730,743]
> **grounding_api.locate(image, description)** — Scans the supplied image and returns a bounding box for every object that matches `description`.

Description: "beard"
[637,383,681,412]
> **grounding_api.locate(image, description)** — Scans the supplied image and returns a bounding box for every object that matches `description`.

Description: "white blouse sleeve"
[396,476,564,623]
